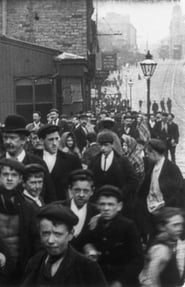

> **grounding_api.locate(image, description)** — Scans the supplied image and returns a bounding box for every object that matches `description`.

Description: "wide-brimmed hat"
[3,114,29,136]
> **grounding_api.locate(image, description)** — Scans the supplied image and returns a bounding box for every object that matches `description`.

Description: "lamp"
[128,79,134,110]
[140,51,157,120]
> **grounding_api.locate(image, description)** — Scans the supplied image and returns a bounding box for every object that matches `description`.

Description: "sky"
[94,0,185,51]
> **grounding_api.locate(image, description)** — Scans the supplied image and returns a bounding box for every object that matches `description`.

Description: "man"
[135,139,185,243]
[0,158,39,285]
[74,113,89,152]
[167,113,179,163]
[49,108,69,135]
[119,115,140,140]
[23,163,45,211]
[21,203,107,287]
[60,169,99,252]
[89,131,138,218]
[38,124,82,200]
[84,185,143,287]
[153,112,169,154]
[2,114,55,203]
[140,207,185,287]
[26,111,44,132]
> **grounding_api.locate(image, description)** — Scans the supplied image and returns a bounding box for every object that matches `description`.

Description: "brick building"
[0,0,96,120]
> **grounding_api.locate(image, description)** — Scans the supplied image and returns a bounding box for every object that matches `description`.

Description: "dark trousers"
[168,146,176,163]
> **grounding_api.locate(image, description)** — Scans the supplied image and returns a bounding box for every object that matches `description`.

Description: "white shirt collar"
[6,149,26,162]
[101,150,114,171]
[71,198,87,237]
[43,150,57,173]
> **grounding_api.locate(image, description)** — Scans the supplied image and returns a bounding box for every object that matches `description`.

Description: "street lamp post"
[140,51,157,120]
[128,78,134,110]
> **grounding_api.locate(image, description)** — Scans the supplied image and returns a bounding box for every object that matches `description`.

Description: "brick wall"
[2,0,89,57]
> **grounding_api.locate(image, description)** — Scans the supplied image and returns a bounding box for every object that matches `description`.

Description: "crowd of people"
[0,106,183,287]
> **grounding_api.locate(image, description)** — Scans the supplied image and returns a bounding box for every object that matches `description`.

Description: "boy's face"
[0,166,22,190]
[25,175,44,198]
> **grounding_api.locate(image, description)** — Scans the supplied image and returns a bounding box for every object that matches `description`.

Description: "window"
[15,77,53,122]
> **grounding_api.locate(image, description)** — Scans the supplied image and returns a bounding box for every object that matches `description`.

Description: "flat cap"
[97,185,122,201]
[0,158,25,174]
[147,139,166,154]
[38,124,59,139]
[37,203,78,227]
[25,163,46,174]
[97,132,114,144]
[68,169,94,184]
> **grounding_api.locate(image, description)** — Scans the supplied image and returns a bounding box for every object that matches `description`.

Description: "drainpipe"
[2,0,7,35]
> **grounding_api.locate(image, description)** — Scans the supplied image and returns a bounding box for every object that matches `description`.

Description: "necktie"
[104,155,107,171]
[44,254,63,278]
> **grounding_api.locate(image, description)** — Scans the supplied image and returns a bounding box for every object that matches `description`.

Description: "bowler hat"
[0,158,25,174]
[3,114,29,136]
[38,124,59,139]
[97,185,122,202]
[97,132,114,144]
[68,169,94,185]
[49,108,59,114]
[147,139,166,154]
[37,203,78,228]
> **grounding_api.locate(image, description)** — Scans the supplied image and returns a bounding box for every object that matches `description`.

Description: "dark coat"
[37,150,82,200]
[135,158,185,237]
[86,214,143,286]
[74,125,87,152]
[21,246,108,287]
[168,122,179,145]
[89,151,139,216]
[0,188,40,283]
[153,121,169,146]
[61,199,99,252]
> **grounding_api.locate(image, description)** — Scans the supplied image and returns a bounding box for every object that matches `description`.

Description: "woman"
[60,131,81,159]
[121,134,145,183]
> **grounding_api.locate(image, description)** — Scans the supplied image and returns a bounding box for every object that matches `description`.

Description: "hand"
[0,253,6,268]
[83,244,100,262]
[88,214,101,230]
[110,281,123,287]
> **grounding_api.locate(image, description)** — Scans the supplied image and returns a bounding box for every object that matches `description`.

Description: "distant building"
[169,4,185,59]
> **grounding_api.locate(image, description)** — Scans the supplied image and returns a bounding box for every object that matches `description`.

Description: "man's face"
[162,115,168,123]
[168,115,173,123]
[3,133,26,156]
[69,180,93,208]
[124,118,132,127]
[80,118,87,127]
[43,132,60,154]
[164,215,184,241]
[0,166,22,190]
[98,196,122,221]
[24,175,44,198]
[50,112,58,121]
[156,113,162,121]
[33,113,41,123]
[40,219,73,256]
[100,142,113,156]
[30,133,43,150]
[145,147,158,163]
